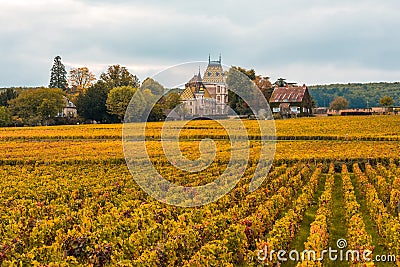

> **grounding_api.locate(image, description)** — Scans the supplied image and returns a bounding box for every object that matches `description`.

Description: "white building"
[58,96,77,118]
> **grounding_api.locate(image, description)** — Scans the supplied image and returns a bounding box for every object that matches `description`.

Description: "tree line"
[0,57,276,126]
[1,56,397,127]
[0,56,183,126]
[309,82,400,109]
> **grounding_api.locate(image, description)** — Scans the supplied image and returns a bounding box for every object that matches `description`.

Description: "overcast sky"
[0,0,399,87]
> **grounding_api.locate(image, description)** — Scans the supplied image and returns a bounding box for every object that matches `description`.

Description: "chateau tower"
[180,55,228,117]
[203,54,224,83]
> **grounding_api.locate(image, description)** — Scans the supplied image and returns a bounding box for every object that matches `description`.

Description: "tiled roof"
[203,61,224,83]
[180,86,194,100]
[203,87,212,98]
[181,74,213,100]
[188,73,202,84]
[270,85,308,103]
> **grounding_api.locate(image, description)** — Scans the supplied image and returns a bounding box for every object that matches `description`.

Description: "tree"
[164,92,181,110]
[106,86,144,122]
[226,67,256,115]
[141,89,159,121]
[68,67,96,95]
[232,66,256,80]
[8,88,65,125]
[0,106,11,127]
[99,65,140,90]
[308,82,399,108]
[311,96,318,108]
[274,78,287,87]
[148,103,166,122]
[75,83,110,122]
[329,96,349,111]
[49,56,68,90]
[140,77,164,95]
[0,88,17,106]
[226,66,272,115]
[379,96,394,108]
[254,75,273,102]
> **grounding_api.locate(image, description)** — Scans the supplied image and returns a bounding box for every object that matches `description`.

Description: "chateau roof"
[180,86,195,100]
[208,60,221,66]
[181,72,212,100]
[203,57,224,83]
[188,71,202,84]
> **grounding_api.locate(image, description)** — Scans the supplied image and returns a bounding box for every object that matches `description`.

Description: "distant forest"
[309,82,400,108]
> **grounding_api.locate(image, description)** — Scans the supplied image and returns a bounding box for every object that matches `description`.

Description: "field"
[0,116,400,266]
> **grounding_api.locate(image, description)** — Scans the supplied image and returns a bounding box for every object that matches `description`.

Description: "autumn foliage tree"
[254,75,273,103]
[68,67,96,95]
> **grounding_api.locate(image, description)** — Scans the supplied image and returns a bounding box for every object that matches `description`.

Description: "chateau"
[180,56,228,117]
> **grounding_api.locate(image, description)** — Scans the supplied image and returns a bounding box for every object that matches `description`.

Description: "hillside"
[309,82,400,108]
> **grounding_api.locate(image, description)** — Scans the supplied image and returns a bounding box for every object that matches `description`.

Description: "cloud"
[0,0,399,86]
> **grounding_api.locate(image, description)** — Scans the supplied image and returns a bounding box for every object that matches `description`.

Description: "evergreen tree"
[49,56,68,90]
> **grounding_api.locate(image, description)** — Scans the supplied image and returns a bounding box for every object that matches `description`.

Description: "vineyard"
[0,116,399,266]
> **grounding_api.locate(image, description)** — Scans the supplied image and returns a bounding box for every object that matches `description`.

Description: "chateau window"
[216,72,219,76]
[208,72,211,76]
[217,86,220,93]
[217,96,220,102]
